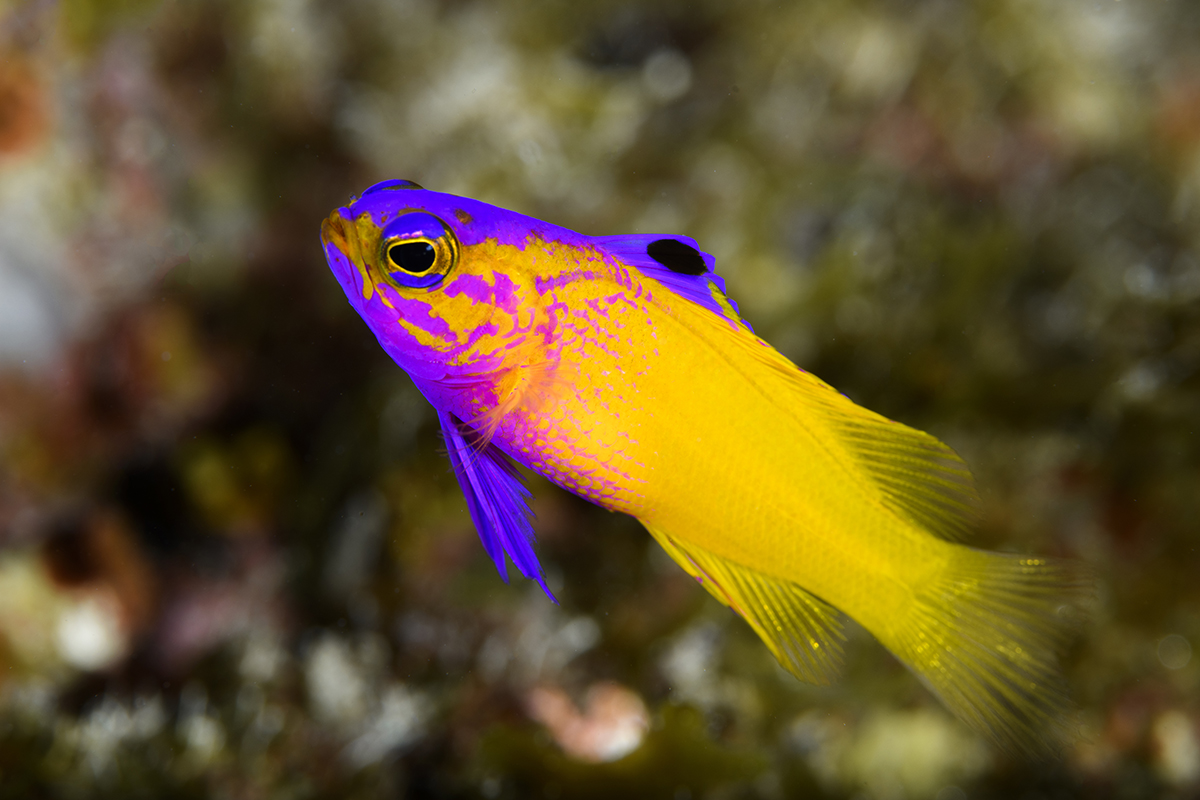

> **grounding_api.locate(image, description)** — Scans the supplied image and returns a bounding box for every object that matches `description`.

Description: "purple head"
[320,180,609,383]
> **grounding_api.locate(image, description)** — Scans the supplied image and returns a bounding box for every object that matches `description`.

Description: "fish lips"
[320,208,363,294]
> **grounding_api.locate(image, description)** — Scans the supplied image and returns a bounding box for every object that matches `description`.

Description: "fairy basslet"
[320,180,1086,757]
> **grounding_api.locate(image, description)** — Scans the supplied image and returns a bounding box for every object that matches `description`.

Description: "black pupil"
[388,242,436,273]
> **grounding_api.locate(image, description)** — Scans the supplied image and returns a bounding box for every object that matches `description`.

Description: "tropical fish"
[321,179,1085,756]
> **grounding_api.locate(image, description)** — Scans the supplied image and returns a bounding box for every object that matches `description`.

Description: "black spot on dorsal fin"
[647,238,706,276]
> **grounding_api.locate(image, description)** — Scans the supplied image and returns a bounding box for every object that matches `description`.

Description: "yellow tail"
[880,547,1088,757]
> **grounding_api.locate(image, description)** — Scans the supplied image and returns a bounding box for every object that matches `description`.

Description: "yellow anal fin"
[886,547,1091,757]
[646,525,846,686]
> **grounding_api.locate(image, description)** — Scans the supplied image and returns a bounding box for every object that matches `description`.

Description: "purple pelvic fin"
[438,410,556,602]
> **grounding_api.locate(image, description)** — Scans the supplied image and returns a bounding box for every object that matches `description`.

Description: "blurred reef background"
[1,0,1199,797]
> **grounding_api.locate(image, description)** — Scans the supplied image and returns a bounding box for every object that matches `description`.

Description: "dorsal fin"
[684,303,981,542]
[594,235,753,334]
[757,348,979,542]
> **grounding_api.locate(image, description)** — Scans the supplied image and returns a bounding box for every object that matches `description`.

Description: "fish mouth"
[319,208,354,256]
[321,208,372,290]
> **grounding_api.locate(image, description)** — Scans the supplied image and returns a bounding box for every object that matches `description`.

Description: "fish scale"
[321,180,1088,757]
[617,304,932,615]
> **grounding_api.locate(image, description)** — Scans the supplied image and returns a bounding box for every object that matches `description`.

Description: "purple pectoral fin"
[438,410,557,602]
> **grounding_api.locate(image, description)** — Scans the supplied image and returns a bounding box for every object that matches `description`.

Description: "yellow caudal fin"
[646,525,846,685]
[884,547,1090,757]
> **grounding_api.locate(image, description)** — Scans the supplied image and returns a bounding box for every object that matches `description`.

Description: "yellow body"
[633,307,944,638]
[501,263,1082,757]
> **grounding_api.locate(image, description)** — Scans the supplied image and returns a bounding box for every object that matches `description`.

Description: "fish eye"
[387,242,435,273]
[375,213,459,291]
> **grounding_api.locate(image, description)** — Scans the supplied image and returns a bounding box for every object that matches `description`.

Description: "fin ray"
[886,549,1090,756]
[647,525,846,685]
[685,308,981,542]
[438,411,556,601]
[465,359,577,448]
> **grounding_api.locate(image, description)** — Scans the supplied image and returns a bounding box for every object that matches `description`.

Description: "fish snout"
[319,208,355,256]
[321,208,374,296]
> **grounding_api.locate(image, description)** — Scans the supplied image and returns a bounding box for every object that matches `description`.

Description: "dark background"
[0,0,1198,797]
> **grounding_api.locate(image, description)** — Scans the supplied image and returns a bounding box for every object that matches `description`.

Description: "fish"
[320,179,1087,756]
